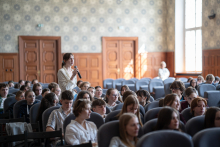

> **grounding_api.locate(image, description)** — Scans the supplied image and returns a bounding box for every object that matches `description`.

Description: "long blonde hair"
[119,113,139,147]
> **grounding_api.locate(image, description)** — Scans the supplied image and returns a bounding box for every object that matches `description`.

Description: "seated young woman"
[94,86,103,100]
[77,80,83,90]
[80,82,90,91]
[87,87,95,98]
[42,88,51,98]
[190,79,198,93]
[105,88,122,110]
[197,75,205,85]
[18,90,39,123]
[52,84,61,99]
[36,93,59,131]
[205,107,220,128]
[120,85,130,96]
[76,90,94,102]
[109,113,139,147]
[65,99,97,146]
[170,81,186,101]
[180,87,198,112]
[187,77,193,83]
[20,85,30,92]
[190,97,207,117]
[116,95,143,125]
[136,89,151,107]
[155,107,182,131]
[163,93,186,124]
[122,90,137,102]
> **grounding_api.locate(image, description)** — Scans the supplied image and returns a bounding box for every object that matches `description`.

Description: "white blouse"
[109,136,135,147]
[158,68,170,81]
[106,103,117,111]
[65,120,98,145]
[57,67,77,94]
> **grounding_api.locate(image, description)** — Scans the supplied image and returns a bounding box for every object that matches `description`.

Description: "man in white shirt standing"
[0,83,9,113]
[158,61,170,81]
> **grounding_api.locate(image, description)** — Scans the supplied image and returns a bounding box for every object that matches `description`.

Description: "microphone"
[74,66,82,79]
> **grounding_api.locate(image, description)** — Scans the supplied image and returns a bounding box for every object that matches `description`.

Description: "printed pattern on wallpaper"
[0,0,175,53]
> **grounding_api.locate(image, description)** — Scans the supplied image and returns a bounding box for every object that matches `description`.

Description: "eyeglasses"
[111,94,118,97]
[170,88,180,90]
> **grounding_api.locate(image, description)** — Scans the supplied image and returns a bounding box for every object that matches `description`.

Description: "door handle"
[6,69,8,71]
[10,69,12,71]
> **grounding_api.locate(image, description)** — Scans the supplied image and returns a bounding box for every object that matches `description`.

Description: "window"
[185,0,202,72]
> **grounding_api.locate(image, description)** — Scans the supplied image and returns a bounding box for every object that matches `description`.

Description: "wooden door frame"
[18,36,62,82]
[102,37,139,80]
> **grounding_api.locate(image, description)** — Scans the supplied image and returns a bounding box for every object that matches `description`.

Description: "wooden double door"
[102,37,138,80]
[19,36,61,83]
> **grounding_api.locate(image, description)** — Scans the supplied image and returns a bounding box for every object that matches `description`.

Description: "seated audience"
[6,90,25,117]
[214,76,220,85]
[42,88,51,98]
[80,82,90,91]
[0,83,9,112]
[94,86,103,100]
[159,98,164,107]
[202,74,216,86]
[190,97,207,117]
[65,99,97,146]
[170,81,185,101]
[155,107,182,131]
[25,81,31,87]
[122,90,137,102]
[158,61,170,81]
[190,79,198,93]
[32,83,42,96]
[109,113,139,147]
[14,83,21,89]
[121,85,130,96]
[180,87,198,112]
[87,87,95,98]
[32,79,38,85]
[205,107,220,128]
[116,95,143,126]
[136,89,151,107]
[197,75,205,85]
[8,81,14,88]
[48,82,58,91]
[187,77,193,83]
[76,90,94,101]
[18,90,39,123]
[20,85,30,92]
[163,94,186,124]
[52,84,61,99]
[92,99,107,119]
[77,80,83,89]
[105,88,120,110]
[19,80,25,86]
[36,93,58,131]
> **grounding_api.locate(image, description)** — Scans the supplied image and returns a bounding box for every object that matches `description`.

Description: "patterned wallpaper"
[202,0,220,50]
[0,0,175,53]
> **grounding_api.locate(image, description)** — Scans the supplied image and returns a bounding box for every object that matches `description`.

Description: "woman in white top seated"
[65,99,98,146]
[57,53,79,96]
[105,88,122,110]
[158,61,170,81]
[109,113,139,147]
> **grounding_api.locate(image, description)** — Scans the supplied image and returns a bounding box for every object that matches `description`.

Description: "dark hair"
[190,79,198,89]
[62,53,73,67]
[77,80,83,87]
[80,82,90,89]
[164,93,179,106]
[159,98,164,107]
[122,90,137,102]
[76,90,94,101]
[36,93,57,130]
[20,85,30,91]
[32,79,38,84]
[205,107,220,128]
[0,83,9,89]
[25,90,35,98]
[136,89,151,102]
[25,81,31,85]
[215,76,220,82]
[14,83,21,89]
[170,81,185,95]
[187,77,193,83]
[155,107,181,131]
[8,81,14,84]
[92,99,106,108]
[42,88,50,95]
[48,82,58,90]
[73,99,91,117]
[18,80,24,84]
[32,83,42,92]
[61,90,74,100]
[95,86,102,89]
[185,87,197,97]
[120,85,130,95]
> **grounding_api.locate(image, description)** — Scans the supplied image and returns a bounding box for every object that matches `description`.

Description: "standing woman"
[58,53,79,96]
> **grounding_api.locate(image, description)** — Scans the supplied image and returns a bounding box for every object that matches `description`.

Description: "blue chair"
[198,84,216,97]
[30,103,41,123]
[179,78,188,83]
[153,86,165,99]
[204,91,220,107]
[164,83,172,96]
[113,79,125,91]
[121,80,136,92]
[144,107,162,123]
[163,78,175,84]
[102,89,107,94]
[135,80,150,91]
[3,96,16,113]
[36,95,43,101]
[184,83,190,88]
[105,110,121,123]
[181,107,193,123]
[103,79,114,89]
[144,101,159,112]
[148,79,163,93]
[185,115,205,137]
[9,88,19,94]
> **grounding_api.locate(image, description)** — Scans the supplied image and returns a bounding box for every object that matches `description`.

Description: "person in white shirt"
[65,99,98,146]
[158,61,170,81]
[57,53,79,96]
[105,88,119,110]
[109,113,139,147]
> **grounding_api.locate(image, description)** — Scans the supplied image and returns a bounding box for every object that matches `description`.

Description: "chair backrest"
[149,96,154,102]
[181,107,193,123]
[135,81,149,91]
[204,91,220,107]
[143,118,186,134]
[112,79,125,89]
[30,103,41,123]
[179,78,188,83]
[216,84,220,90]
[198,84,216,97]
[98,120,143,147]
[148,80,163,93]
[36,95,43,101]
[144,101,159,112]
[164,83,172,96]
[193,128,220,147]
[185,115,205,136]
[163,78,175,85]
[13,100,27,118]
[3,96,16,113]
[105,109,121,123]
[103,79,113,89]
[106,106,111,114]
[122,80,136,91]
[102,89,107,94]
[130,78,139,82]
[184,83,190,88]
[42,106,60,131]
[9,88,19,94]
[144,107,163,123]
[136,130,193,147]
